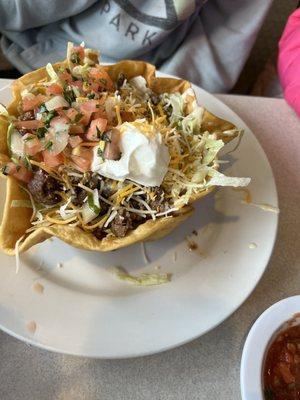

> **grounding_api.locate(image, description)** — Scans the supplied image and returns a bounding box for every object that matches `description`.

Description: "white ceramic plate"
[0,75,278,358]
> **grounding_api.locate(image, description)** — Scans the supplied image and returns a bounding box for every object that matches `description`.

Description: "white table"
[0,78,299,400]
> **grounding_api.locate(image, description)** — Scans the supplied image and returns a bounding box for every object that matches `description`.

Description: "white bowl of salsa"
[240,296,300,400]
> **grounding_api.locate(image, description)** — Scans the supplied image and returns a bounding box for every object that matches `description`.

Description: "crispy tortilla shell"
[0,60,236,254]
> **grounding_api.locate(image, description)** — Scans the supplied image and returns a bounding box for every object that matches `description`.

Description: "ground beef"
[81,172,99,189]
[101,181,115,198]
[71,187,87,206]
[69,175,81,185]
[130,212,145,229]
[93,227,106,240]
[28,170,61,205]
[149,187,165,211]
[19,110,35,121]
[110,209,133,238]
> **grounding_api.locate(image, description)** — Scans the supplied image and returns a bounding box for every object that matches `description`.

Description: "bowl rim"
[240,295,300,400]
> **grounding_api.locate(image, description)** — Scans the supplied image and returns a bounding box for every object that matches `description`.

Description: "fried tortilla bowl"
[0,58,238,255]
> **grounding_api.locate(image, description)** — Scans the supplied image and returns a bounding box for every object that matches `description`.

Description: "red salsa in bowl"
[263,321,300,400]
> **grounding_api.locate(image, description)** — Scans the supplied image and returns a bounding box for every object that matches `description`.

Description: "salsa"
[263,323,300,400]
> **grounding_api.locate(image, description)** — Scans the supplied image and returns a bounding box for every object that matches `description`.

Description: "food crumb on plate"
[173,251,177,262]
[57,262,63,269]
[31,282,44,294]
[26,321,37,334]
[111,266,171,286]
[186,236,198,251]
[248,242,258,249]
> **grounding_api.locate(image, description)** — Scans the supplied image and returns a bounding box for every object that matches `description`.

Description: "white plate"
[0,76,278,358]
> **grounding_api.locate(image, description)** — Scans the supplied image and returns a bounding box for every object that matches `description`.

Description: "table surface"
[0,78,299,400]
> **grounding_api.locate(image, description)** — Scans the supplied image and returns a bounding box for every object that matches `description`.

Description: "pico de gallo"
[264,322,300,400]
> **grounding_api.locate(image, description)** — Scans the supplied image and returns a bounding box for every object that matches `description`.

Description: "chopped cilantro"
[39,103,47,113]
[23,135,34,142]
[63,85,76,105]
[58,66,65,73]
[74,113,83,123]
[44,141,53,150]
[23,155,32,171]
[87,93,95,99]
[44,110,57,128]
[96,126,102,138]
[97,147,104,157]
[36,126,47,138]
[1,165,9,175]
[102,132,111,143]
[70,52,80,64]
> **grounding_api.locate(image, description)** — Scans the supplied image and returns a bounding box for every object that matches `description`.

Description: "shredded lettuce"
[163,93,184,123]
[206,169,251,187]
[202,136,224,165]
[113,267,171,286]
[181,106,204,135]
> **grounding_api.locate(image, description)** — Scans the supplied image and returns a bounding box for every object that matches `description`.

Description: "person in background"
[0,0,272,93]
[278,7,300,117]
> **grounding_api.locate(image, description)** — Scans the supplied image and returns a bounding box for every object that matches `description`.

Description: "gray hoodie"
[0,0,272,92]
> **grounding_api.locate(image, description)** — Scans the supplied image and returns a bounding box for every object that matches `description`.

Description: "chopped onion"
[45,125,69,156]
[81,201,99,224]
[45,95,69,111]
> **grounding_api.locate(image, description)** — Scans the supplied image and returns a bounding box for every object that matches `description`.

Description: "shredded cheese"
[115,104,122,125]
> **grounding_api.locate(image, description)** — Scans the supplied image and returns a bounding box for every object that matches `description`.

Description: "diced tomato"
[71,80,83,90]
[86,118,108,141]
[79,110,92,126]
[69,125,85,135]
[23,134,42,156]
[15,119,41,130]
[42,151,64,168]
[50,116,70,128]
[80,100,103,113]
[5,162,33,183]
[71,155,91,172]
[89,67,114,90]
[68,135,83,148]
[57,71,73,83]
[92,109,107,120]
[71,147,92,172]
[88,81,100,93]
[64,108,78,122]
[22,94,47,112]
[46,83,63,95]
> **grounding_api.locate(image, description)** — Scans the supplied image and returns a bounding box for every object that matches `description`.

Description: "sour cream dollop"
[91,122,170,187]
